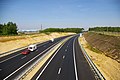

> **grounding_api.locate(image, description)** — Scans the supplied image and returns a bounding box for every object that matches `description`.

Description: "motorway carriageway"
[0,35,70,80]
[32,35,96,80]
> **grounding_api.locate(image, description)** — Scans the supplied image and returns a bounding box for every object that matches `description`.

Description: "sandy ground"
[79,36,120,80]
[0,32,74,54]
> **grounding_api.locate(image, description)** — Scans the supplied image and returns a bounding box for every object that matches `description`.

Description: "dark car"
[21,49,30,54]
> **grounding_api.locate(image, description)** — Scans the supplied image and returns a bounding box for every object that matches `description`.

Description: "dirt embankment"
[79,36,120,80]
[84,32,120,62]
[0,32,75,54]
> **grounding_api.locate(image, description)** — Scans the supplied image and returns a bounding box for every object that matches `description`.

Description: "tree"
[0,22,18,35]
[88,27,120,32]
[0,24,3,34]
[40,28,84,33]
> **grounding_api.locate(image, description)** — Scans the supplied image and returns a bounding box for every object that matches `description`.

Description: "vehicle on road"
[50,38,54,42]
[21,49,30,54]
[28,44,37,51]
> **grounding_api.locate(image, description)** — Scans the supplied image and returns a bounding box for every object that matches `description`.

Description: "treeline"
[89,27,120,32]
[0,22,18,35]
[40,28,84,33]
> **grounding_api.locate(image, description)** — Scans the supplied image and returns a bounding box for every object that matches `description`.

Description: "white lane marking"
[58,68,62,74]
[36,43,64,80]
[35,49,38,52]
[21,56,26,59]
[0,54,21,63]
[65,49,67,52]
[73,37,78,80]
[3,41,60,80]
[63,55,65,59]
[67,40,71,46]
[0,41,49,63]
[37,42,49,47]
[44,46,46,47]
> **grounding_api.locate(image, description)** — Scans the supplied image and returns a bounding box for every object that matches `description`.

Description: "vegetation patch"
[40,28,84,33]
[0,22,18,35]
[86,43,102,54]
[84,32,120,62]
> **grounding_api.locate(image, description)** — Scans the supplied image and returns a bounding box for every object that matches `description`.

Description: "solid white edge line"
[58,68,62,74]
[3,41,59,80]
[73,37,78,80]
[78,37,105,80]
[36,44,64,80]
[0,54,21,63]
[0,42,48,63]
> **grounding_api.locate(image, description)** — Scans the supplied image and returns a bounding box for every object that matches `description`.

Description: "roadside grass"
[89,31,120,36]
[0,34,42,42]
[86,43,103,54]
[0,36,26,42]
[0,32,74,42]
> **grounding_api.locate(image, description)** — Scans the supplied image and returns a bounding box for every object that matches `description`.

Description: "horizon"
[0,0,120,31]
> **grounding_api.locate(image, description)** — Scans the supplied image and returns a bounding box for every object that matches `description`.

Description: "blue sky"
[0,0,120,30]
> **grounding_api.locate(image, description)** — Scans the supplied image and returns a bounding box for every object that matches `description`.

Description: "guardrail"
[78,37,106,80]
[15,37,71,80]
[0,40,49,58]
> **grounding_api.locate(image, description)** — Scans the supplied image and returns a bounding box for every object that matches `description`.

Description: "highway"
[0,35,104,80]
[0,35,70,80]
[32,35,96,80]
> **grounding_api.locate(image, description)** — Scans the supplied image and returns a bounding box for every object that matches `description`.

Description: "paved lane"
[32,35,96,80]
[0,35,71,79]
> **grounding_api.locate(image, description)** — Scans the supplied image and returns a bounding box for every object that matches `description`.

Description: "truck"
[28,44,37,51]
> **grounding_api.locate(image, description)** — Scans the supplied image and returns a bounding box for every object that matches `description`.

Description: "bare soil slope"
[84,32,120,62]
[79,37,120,80]
[0,32,74,54]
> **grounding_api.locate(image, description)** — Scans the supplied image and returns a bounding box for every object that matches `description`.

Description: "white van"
[28,44,37,51]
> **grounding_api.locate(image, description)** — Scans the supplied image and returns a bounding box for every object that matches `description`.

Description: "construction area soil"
[84,32,120,62]
[79,36,120,80]
[0,32,75,54]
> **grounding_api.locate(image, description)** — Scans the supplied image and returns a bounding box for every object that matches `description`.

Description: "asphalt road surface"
[32,35,96,80]
[0,35,70,80]
[0,35,99,80]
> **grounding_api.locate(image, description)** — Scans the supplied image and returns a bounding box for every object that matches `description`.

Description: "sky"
[0,0,120,30]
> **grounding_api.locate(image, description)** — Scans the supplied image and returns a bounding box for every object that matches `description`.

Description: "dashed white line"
[35,49,38,52]
[73,37,78,80]
[65,49,67,52]
[21,56,26,59]
[0,54,21,63]
[37,42,49,47]
[0,41,48,63]
[44,46,46,47]
[58,68,62,74]
[4,41,60,80]
[36,44,64,80]
[67,40,71,46]
[63,55,65,59]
